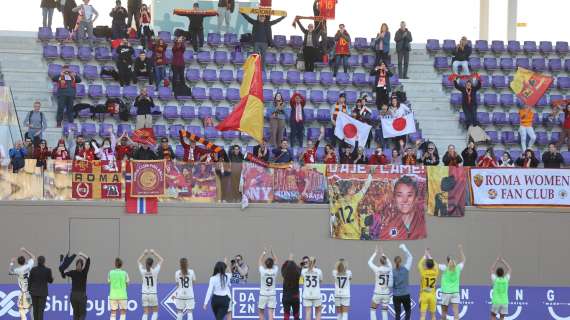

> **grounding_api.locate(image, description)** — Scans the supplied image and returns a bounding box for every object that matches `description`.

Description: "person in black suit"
[60,252,90,320]
[28,256,54,320]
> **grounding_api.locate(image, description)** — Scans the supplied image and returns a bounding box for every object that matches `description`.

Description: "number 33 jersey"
[301,268,323,299]
[259,266,279,296]
[332,270,352,297]
[139,263,161,295]
[175,269,196,299]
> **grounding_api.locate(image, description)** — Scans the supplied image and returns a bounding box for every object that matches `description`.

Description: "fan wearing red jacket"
[477,147,498,168]
[75,142,96,161]
[34,140,51,169]
[300,127,324,164]
[179,130,208,162]
[323,144,337,164]
[368,147,389,165]
[51,138,71,160]
[115,135,133,161]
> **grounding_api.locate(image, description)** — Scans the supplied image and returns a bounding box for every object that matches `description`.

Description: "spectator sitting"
[541,143,564,168]
[151,38,168,86]
[75,140,96,161]
[272,139,293,163]
[518,104,536,151]
[139,4,153,48]
[51,139,70,160]
[9,141,27,173]
[289,93,306,148]
[115,135,133,161]
[34,140,50,170]
[157,137,175,160]
[323,144,337,164]
[442,144,463,166]
[134,88,155,129]
[110,0,128,39]
[133,51,154,84]
[24,101,47,141]
[333,24,351,77]
[352,146,368,164]
[368,147,388,165]
[420,143,439,166]
[300,127,324,164]
[515,149,539,168]
[52,65,82,128]
[268,93,286,147]
[498,152,515,167]
[402,147,417,165]
[116,39,134,87]
[171,37,186,85]
[253,140,270,162]
[339,143,354,164]
[461,141,477,166]
[477,147,498,168]
[370,61,392,110]
[394,21,412,79]
[372,23,391,66]
[133,143,157,160]
[295,18,323,72]
[552,101,570,151]
[240,12,287,71]
[454,75,481,129]
[451,36,472,76]
[390,148,401,165]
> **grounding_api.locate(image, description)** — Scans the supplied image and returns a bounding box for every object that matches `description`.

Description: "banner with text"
[327,165,427,241]
[131,161,166,197]
[71,160,122,200]
[469,168,570,207]
[427,166,467,217]
[273,164,327,203]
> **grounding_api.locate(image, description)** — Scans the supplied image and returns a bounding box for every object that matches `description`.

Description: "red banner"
[131,161,166,197]
[71,160,122,200]
[241,163,274,203]
[319,0,336,19]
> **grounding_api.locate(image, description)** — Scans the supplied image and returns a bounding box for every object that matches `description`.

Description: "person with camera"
[420,143,440,166]
[134,88,155,129]
[333,24,351,78]
[72,0,99,47]
[52,65,82,128]
[110,0,128,39]
[442,144,463,166]
[269,93,286,147]
[370,61,392,109]
[230,255,249,284]
[116,39,134,87]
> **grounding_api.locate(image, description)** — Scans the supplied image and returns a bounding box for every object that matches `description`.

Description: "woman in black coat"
[370,61,392,109]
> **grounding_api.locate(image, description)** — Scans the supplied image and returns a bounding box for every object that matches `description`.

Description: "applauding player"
[301,257,323,320]
[175,258,197,320]
[368,246,392,320]
[439,245,465,320]
[490,256,512,320]
[418,249,439,320]
[8,247,35,320]
[332,259,352,320]
[258,248,279,320]
[138,249,164,320]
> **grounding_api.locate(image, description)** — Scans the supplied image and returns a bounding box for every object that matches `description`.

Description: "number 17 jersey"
[259,266,279,296]
[332,270,352,298]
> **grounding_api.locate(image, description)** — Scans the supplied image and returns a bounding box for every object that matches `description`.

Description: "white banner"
[469,168,570,207]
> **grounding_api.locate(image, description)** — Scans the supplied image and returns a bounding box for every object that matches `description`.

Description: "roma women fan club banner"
[469,168,570,207]
[327,164,428,241]
[0,283,566,319]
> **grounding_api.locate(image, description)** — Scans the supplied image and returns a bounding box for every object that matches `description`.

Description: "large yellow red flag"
[216,54,264,142]
[510,67,553,107]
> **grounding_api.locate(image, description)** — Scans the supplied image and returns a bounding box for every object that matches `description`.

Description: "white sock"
[338,313,343,320]
[142,314,148,320]
[176,312,183,320]
[186,313,193,320]
[343,312,348,320]
[120,313,126,320]
[381,309,388,320]
[151,312,158,320]
[370,309,377,320]
[111,314,116,320]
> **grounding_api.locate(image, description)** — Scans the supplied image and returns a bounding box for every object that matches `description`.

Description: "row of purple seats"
[268,70,400,87]
[435,56,570,73]
[458,111,565,127]
[428,39,569,56]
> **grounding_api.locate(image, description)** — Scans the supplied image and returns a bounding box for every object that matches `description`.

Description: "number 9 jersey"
[332,269,352,298]
[301,268,323,300]
[259,266,279,296]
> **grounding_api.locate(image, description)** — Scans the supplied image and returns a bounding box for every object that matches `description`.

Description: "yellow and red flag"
[216,54,264,142]
[510,67,553,107]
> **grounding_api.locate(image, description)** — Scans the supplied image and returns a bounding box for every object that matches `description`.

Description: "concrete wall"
[0,201,569,287]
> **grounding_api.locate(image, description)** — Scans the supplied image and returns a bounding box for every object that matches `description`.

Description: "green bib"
[441,267,462,294]
[109,269,128,300]
[492,276,509,305]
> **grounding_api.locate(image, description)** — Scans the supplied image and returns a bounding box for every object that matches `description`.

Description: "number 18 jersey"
[175,269,196,299]
[332,270,352,298]
[301,268,323,299]
[139,263,161,294]
[259,266,279,296]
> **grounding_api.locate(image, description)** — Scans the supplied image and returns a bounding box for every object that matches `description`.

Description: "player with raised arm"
[302,257,323,320]
[138,249,164,320]
[258,248,279,320]
[332,258,352,320]
[8,247,35,320]
[393,244,413,320]
[418,248,439,320]
[368,246,392,320]
[490,256,512,320]
[109,258,130,320]
[175,258,197,320]
[330,174,373,239]
[439,244,465,320]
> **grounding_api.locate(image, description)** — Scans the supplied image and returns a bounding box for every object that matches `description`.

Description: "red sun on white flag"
[393,118,407,131]
[343,124,358,139]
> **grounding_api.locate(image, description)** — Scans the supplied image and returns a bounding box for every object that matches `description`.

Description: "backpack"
[27,111,44,128]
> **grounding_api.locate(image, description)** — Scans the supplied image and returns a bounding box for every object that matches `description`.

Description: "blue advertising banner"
[0,284,568,319]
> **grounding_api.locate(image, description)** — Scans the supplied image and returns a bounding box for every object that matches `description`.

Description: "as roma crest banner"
[319,0,336,19]
[131,161,166,197]
[71,160,122,199]
[427,166,467,217]
[327,165,427,241]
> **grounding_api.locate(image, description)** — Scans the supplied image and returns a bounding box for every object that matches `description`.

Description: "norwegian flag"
[125,162,158,214]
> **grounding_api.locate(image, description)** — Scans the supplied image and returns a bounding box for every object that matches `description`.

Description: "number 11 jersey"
[139,263,161,295]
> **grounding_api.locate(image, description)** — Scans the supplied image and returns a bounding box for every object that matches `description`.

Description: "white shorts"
[372,293,391,306]
[110,299,128,311]
[441,293,460,306]
[303,298,322,307]
[334,296,350,307]
[258,295,277,309]
[18,292,31,310]
[175,298,195,311]
[142,293,158,307]
[491,304,508,315]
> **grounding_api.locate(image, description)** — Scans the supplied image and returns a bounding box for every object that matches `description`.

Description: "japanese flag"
[381,113,417,138]
[334,112,372,147]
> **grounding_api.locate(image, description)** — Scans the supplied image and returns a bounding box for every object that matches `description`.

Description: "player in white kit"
[258,248,279,320]
[8,247,35,320]
[301,257,323,320]
[138,249,164,320]
[368,246,393,320]
[332,259,352,320]
[174,257,197,320]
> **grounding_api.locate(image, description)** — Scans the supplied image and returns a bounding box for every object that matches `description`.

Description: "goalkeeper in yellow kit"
[418,248,439,320]
[330,174,372,239]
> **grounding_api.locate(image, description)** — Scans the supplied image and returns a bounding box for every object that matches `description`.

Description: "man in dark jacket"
[272,139,293,163]
[110,0,128,39]
[28,256,53,320]
[185,3,217,51]
[542,143,565,168]
[133,144,158,160]
[295,19,323,72]
[217,0,235,33]
[253,140,270,161]
[454,75,481,128]
[52,65,82,127]
[115,39,134,86]
[134,88,155,129]
[241,12,287,71]
[127,0,142,32]
[394,21,413,79]
[133,51,153,84]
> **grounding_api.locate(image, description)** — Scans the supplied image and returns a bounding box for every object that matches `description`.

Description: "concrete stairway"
[400,44,466,153]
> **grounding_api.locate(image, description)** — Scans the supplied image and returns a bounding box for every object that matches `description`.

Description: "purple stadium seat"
[348,55,359,67]
[116,124,132,136]
[286,70,302,85]
[563,59,570,73]
[277,89,291,101]
[179,106,195,120]
[226,88,240,102]
[426,39,440,52]
[549,58,562,72]
[280,53,296,67]
[310,90,324,104]
[558,77,570,90]
[263,89,273,102]
[306,128,320,141]
[492,75,507,89]
[154,124,168,138]
[532,58,546,72]
[209,88,224,102]
[77,107,92,119]
[123,85,138,98]
[327,90,340,105]
[516,57,530,70]
[95,47,112,61]
[336,72,350,86]
[361,55,375,68]
[354,37,369,51]
[483,57,498,71]
[77,46,93,61]
[477,112,491,126]
[434,56,449,70]
[352,73,367,87]
[185,68,201,82]
[63,122,78,136]
[81,123,97,137]
[442,75,454,88]
[273,35,287,48]
[207,33,222,47]
[475,40,489,53]
[535,131,549,146]
[219,69,234,84]
[550,132,561,144]
[492,112,508,126]
[499,58,514,71]
[202,69,218,83]
[198,106,213,119]
[215,106,229,121]
[48,63,62,78]
[500,94,514,107]
[501,131,516,145]
[304,108,316,123]
[88,84,103,98]
[270,71,285,85]
[289,35,303,49]
[509,112,520,126]
[442,39,456,53]
[484,94,499,108]
[316,109,331,123]
[43,45,58,59]
[491,40,506,54]
[263,52,277,66]
[539,41,553,55]
[158,31,172,43]
[303,72,318,85]
[550,95,564,106]
[486,131,499,144]
[162,106,179,121]
[38,27,53,41]
[204,127,220,140]
[67,64,80,75]
[158,87,173,100]
[450,93,462,107]
[55,28,70,41]
[469,57,481,71]
[223,33,238,46]
[320,72,334,86]
[507,41,521,55]
[75,84,85,98]
[222,130,239,140]
[523,41,537,54]
[390,75,400,86]
[478,75,490,88]
[99,123,114,137]
[192,87,207,101]
[230,51,245,65]
[105,85,121,98]
[197,51,211,64]
[169,125,184,138]
[562,152,570,165]
[145,85,156,99]
[213,51,228,65]
[555,41,569,55]
[183,51,194,64]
